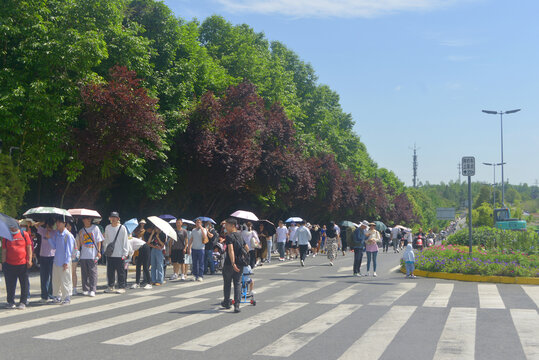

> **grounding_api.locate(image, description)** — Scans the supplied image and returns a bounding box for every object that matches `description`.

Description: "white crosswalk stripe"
[172,302,307,351]
[433,307,476,359]
[521,285,539,308]
[317,284,363,304]
[3,269,539,360]
[370,282,416,306]
[338,305,417,360]
[510,309,539,360]
[0,295,162,335]
[268,281,331,302]
[255,304,361,357]
[478,284,505,309]
[34,297,206,340]
[423,283,454,308]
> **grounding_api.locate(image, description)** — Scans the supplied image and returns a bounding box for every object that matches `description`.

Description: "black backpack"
[231,232,249,266]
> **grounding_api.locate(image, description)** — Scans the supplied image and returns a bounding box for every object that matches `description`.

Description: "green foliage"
[446,226,539,253]
[411,245,539,277]
[0,154,24,216]
[471,202,494,227]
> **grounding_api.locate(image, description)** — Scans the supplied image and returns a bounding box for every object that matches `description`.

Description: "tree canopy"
[1,0,415,224]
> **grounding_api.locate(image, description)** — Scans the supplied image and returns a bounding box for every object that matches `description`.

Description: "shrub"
[446,226,539,254]
[0,154,24,216]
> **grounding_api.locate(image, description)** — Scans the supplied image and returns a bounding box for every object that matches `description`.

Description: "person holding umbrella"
[350,222,368,276]
[103,212,129,293]
[76,217,104,297]
[147,226,166,286]
[36,218,56,303]
[46,219,75,304]
[1,223,33,309]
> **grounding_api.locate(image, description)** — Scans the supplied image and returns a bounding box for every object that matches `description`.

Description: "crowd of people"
[1,212,432,312]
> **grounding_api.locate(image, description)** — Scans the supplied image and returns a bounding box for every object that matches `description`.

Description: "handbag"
[184,253,192,264]
[104,225,123,257]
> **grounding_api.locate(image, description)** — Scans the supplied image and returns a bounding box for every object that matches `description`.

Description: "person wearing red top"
[1,226,33,309]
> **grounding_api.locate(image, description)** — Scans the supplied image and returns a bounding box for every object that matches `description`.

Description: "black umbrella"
[258,220,276,236]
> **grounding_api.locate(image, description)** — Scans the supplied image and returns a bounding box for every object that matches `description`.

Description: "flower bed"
[407,245,539,277]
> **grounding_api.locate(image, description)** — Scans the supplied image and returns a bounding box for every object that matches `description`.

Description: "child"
[243,265,255,296]
[402,244,416,278]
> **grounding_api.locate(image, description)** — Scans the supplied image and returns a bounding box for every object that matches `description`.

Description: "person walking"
[76,217,103,297]
[291,221,311,267]
[221,218,247,313]
[403,244,416,278]
[390,226,400,253]
[131,221,152,289]
[365,223,380,277]
[288,223,298,260]
[319,225,327,254]
[242,222,259,269]
[188,219,207,282]
[325,222,338,266]
[382,228,391,253]
[170,219,188,280]
[257,223,269,266]
[350,222,367,276]
[147,226,166,286]
[1,225,33,309]
[204,222,219,275]
[275,221,287,261]
[264,225,273,264]
[36,218,55,303]
[103,212,129,293]
[47,219,75,304]
[309,224,321,257]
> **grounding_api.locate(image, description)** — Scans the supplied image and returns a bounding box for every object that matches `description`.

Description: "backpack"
[231,232,249,267]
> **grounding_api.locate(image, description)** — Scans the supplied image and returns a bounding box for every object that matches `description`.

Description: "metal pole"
[500,112,505,207]
[493,165,496,208]
[468,175,473,254]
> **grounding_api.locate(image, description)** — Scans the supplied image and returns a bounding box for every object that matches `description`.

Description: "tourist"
[1,225,32,309]
[76,217,103,297]
[36,218,55,303]
[47,219,75,304]
[351,222,367,276]
[275,220,287,261]
[325,222,338,266]
[309,224,321,257]
[291,221,311,267]
[188,218,207,282]
[148,226,166,286]
[132,221,152,289]
[221,218,247,313]
[204,222,219,275]
[103,212,129,293]
[365,222,380,277]
[170,218,188,280]
[403,244,416,278]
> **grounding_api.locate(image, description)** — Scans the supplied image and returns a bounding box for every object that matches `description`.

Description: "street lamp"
[482,162,505,208]
[481,109,521,207]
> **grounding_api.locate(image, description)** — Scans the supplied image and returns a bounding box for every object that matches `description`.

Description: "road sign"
[462,156,475,176]
[436,207,456,220]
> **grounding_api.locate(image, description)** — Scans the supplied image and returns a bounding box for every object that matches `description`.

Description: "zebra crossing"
[1,261,538,360]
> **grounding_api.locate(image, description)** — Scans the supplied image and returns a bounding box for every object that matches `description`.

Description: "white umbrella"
[129,237,146,251]
[182,219,195,226]
[147,216,177,241]
[68,208,102,219]
[231,210,259,222]
[285,217,303,223]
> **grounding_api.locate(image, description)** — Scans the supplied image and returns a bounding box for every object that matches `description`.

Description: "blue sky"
[165,0,539,186]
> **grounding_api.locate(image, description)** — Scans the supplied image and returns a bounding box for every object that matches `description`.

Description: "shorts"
[290,242,298,249]
[171,249,185,264]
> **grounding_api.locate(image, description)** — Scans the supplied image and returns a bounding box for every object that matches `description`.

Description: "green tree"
[472,202,494,227]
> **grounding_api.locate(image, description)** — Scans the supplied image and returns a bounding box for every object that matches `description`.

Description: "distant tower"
[410,144,419,188]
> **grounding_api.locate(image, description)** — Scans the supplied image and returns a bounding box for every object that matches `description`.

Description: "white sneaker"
[197,277,204,282]
[89,291,96,297]
[170,274,178,281]
[38,298,49,304]
[72,288,78,295]
[143,284,153,290]
[116,288,126,294]
[131,283,140,289]
[329,262,333,266]
[82,291,89,296]
[300,260,305,267]
[180,274,186,280]
[373,272,377,277]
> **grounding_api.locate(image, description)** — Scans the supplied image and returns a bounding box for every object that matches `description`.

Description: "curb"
[399,266,539,285]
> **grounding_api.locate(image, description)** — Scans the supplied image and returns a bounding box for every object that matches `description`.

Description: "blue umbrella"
[0,213,19,241]
[195,216,216,224]
[124,218,139,235]
[159,214,177,222]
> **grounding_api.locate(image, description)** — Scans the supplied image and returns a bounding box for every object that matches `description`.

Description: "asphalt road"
[0,250,538,360]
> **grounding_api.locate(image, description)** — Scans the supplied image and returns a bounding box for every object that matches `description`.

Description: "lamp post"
[482,162,505,208]
[481,109,521,207]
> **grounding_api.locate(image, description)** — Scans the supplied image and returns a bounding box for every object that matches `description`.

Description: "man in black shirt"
[172,219,188,281]
[221,218,247,313]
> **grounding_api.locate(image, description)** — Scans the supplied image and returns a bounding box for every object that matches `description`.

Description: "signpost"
[462,156,475,254]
